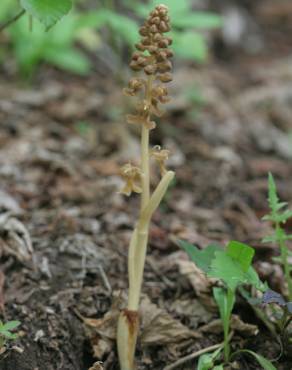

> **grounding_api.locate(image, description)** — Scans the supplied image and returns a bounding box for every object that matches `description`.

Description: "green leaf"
[235,350,276,370]
[267,172,279,215]
[209,250,263,291]
[20,0,72,29]
[245,267,267,292]
[44,47,91,75]
[179,241,222,273]
[172,31,208,62]
[197,348,222,370]
[106,12,139,47]
[213,287,235,326]
[0,331,18,339]
[226,241,254,272]
[173,12,223,29]
[209,252,246,290]
[0,321,20,331]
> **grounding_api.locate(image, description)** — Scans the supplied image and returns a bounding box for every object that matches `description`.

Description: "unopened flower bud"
[144,65,157,75]
[135,43,146,51]
[153,33,162,42]
[129,61,141,71]
[158,60,172,72]
[158,39,169,48]
[140,26,149,36]
[132,52,140,60]
[159,21,168,32]
[158,73,173,82]
[150,24,158,33]
[151,17,160,25]
[148,45,158,54]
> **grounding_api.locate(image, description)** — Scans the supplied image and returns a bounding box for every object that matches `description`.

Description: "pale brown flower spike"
[122,4,173,133]
[117,5,175,370]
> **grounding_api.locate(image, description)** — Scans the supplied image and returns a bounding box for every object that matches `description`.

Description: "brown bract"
[151,145,170,176]
[119,163,142,196]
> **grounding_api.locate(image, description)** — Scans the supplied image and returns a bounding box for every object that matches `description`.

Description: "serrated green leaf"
[209,252,246,290]
[0,321,20,331]
[245,267,267,292]
[277,210,292,223]
[236,350,276,370]
[0,331,17,339]
[173,12,223,29]
[267,172,279,215]
[226,241,254,272]
[209,251,261,290]
[20,0,72,29]
[179,241,222,273]
[275,202,288,212]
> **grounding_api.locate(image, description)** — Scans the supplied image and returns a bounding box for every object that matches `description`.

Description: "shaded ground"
[0,1,292,369]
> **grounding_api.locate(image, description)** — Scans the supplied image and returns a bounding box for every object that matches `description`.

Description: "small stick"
[98,265,112,294]
[163,343,223,370]
[164,331,234,370]
[0,9,26,33]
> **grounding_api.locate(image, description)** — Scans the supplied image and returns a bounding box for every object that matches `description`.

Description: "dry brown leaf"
[169,298,213,328]
[0,215,33,262]
[176,259,217,310]
[84,308,119,359]
[85,293,200,359]
[88,362,104,370]
[140,296,200,346]
[200,314,258,336]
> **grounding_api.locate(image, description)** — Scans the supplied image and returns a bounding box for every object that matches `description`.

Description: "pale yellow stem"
[118,70,173,370]
[140,125,150,209]
[140,171,175,225]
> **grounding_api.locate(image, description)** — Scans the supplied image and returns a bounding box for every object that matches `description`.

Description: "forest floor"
[0,1,292,369]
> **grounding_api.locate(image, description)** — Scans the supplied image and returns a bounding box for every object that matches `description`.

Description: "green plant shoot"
[262,173,292,300]
[0,320,20,348]
[180,240,273,369]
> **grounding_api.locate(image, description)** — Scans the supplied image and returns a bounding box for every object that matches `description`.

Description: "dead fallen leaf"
[176,259,217,310]
[169,298,213,328]
[88,362,104,370]
[84,293,200,360]
[140,296,200,346]
[0,214,33,262]
[199,314,258,336]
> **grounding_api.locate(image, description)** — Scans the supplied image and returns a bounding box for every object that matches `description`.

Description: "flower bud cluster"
[130,4,173,81]
[120,5,173,196]
[124,4,173,129]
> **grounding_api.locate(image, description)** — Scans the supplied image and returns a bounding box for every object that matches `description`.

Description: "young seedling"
[180,240,275,369]
[117,5,175,370]
[0,320,20,348]
[262,173,292,301]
